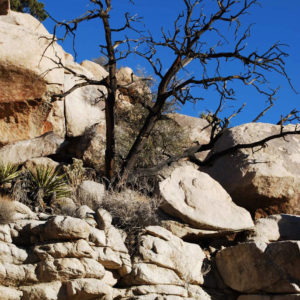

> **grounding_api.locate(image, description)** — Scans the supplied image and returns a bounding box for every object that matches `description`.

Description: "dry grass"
[0,195,15,224]
[100,188,162,254]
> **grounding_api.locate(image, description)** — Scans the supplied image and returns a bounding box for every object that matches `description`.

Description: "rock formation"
[0,201,299,299]
[204,123,300,218]
[0,7,299,300]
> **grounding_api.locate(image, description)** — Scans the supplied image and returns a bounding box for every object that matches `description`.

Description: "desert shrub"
[10,0,48,21]
[63,158,88,188]
[100,188,161,254]
[0,196,15,224]
[27,166,70,209]
[0,163,20,186]
[115,103,190,170]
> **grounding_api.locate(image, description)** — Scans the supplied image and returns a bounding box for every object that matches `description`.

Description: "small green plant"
[28,166,70,207]
[0,163,20,186]
[63,158,88,188]
[10,0,48,21]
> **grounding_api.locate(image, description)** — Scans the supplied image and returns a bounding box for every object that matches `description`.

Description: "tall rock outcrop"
[0,10,65,144]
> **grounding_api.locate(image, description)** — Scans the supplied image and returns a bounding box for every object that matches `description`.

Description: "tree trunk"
[102,15,117,181]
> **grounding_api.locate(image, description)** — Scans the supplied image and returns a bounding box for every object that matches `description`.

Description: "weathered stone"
[159,166,254,231]
[0,12,65,144]
[0,241,28,264]
[248,214,300,243]
[0,132,65,165]
[24,157,60,171]
[115,294,195,300]
[105,226,128,254]
[42,216,90,241]
[0,285,22,300]
[45,100,66,138]
[88,227,106,247]
[118,253,132,277]
[13,201,37,220]
[162,220,221,240]
[124,263,183,286]
[0,224,12,243]
[238,295,300,300]
[92,246,123,269]
[50,198,77,216]
[80,60,108,79]
[37,258,105,282]
[0,263,38,286]
[103,270,119,287]
[65,278,113,300]
[216,241,300,293]
[116,67,152,104]
[120,284,211,299]
[20,281,64,300]
[168,113,211,161]
[64,60,107,137]
[204,123,300,217]
[187,285,212,300]
[12,219,45,245]
[80,122,106,172]
[77,181,105,208]
[138,226,205,285]
[34,239,94,260]
[0,11,50,36]
[75,205,95,219]
[0,11,64,85]
[119,285,189,298]
[96,208,112,230]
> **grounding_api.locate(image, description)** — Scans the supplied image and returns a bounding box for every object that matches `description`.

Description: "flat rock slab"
[0,132,65,164]
[41,216,91,241]
[159,166,254,231]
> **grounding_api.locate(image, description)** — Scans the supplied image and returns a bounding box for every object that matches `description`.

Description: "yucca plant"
[0,162,21,185]
[28,166,70,206]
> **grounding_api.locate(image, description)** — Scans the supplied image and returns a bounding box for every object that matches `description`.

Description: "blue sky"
[41,0,299,126]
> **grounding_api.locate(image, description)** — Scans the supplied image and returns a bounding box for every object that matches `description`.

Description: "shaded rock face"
[238,295,300,300]
[0,132,65,164]
[204,123,300,218]
[248,214,300,243]
[216,241,300,294]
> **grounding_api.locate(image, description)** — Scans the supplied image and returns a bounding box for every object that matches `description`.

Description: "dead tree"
[48,0,300,186]
[49,0,141,182]
[119,0,299,182]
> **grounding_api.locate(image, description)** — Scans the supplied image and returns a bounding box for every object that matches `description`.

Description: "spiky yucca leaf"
[29,166,70,203]
[0,163,20,185]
